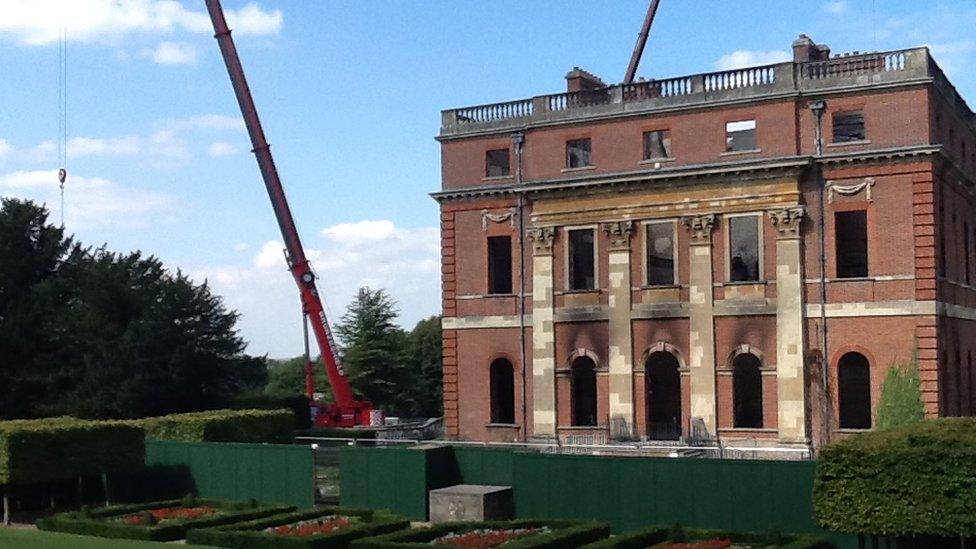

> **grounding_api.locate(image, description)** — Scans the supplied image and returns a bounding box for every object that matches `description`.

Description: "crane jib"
[318,309,345,376]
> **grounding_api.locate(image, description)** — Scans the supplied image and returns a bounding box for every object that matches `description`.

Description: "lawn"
[0,527,218,548]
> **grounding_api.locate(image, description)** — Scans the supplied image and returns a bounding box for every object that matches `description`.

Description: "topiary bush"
[187,506,409,548]
[874,351,924,430]
[0,417,145,485]
[36,498,294,541]
[351,519,610,548]
[131,409,294,444]
[579,525,833,548]
[229,392,312,430]
[814,417,976,537]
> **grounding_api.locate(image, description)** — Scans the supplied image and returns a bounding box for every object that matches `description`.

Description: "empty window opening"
[568,228,596,290]
[566,138,592,168]
[485,149,510,178]
[832,111,865,143]
[643,130,672,160]
[965,222,971,286]
[489,358,515,424]
[646,222,676,286]
[725,120,757,152]
[571,356,598,427]
[838,352,872,429]
[729,216,760,282]
[487,236,513,295]
[732,353,763,428]
[835,210,868,278]
[646,351,681,440]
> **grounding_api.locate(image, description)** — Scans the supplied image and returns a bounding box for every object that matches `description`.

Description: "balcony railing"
[441,47,934,135]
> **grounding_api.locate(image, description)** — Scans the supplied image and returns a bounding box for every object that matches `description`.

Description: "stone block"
[429,484,513,523]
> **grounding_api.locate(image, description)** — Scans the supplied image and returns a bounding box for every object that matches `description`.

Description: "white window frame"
[725,213,764,283]
[642,219,678,286]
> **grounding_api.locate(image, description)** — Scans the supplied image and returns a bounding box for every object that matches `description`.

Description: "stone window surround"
[723,212,766,283]
[641,218,679,287]
[563,224,600,292]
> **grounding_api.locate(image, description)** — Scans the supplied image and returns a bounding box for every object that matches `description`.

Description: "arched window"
[645,351,681,440]
[489,358,515,424]
[838,352,871,429]
[732,353,763,428]
[571,356,598,426]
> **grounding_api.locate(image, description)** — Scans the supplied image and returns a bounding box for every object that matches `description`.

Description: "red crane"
[204,0,375,427]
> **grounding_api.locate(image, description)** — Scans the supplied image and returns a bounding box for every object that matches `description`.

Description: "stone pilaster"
[682,214,717,436]
[769,207,807,443]
[601,220,635,434]
[527,227,557,437]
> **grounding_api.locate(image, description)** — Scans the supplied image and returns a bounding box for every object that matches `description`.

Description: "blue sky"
[2,0,975,358]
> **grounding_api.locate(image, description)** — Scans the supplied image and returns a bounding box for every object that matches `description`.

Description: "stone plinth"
[429,484,513,523]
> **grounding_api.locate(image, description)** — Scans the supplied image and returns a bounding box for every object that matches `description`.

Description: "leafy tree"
[405,315,442,417]
[266,355,332,397]
[0,198,266,419]
[335,287,412,415]
[875,349,925,430]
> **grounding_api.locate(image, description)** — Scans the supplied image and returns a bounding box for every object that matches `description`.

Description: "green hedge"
[0,417,145,485]
[814,417,976,536]
[579,526,833,548]
[188,506,409,548]
[36,498,295,541]
[130,410,294,444]
[230,392,312,430]
[351,519,610,548]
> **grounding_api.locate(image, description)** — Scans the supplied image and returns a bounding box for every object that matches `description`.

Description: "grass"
[0,527,218,548]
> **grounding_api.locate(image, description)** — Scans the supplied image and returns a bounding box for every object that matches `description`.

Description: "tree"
[0,198,266,419]
[266,355,332,397]
[875,349,925,430]
[404,315,442,417]
[334,287,412,415]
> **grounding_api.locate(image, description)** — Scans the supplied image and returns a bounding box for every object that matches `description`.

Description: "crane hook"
[58,168,67,188]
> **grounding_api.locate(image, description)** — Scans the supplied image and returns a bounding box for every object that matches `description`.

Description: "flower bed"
[186,506,409,548]
[35,497,294,541]
[351,519,610,548]
[578,525,834,549]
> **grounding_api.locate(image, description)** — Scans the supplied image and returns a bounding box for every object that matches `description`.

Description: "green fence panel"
[453,446,515,486]
[144,440,313,509]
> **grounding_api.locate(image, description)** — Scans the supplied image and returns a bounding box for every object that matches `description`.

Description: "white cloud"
[714,50,791,71]
[823,1,848,15]
[0,139,11,158]
[68,136,141,157]
[163,114,244,132]
[0,0,281,46]
[0,169,175,229]
[192,220,440,357]
[145,41,196,65]
[208,141,236,157]
[233,243,250,252]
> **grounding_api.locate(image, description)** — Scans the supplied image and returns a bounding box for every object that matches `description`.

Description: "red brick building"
[434,35,976,447]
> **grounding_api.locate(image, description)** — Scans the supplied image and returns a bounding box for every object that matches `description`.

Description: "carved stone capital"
[600,220,634,251]
[681,214,716,245]
[768,206,806,239]
[526,227,557,256]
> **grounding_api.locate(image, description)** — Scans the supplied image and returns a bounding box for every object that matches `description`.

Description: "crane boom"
[204,0,373,426]
[623,0,662,84]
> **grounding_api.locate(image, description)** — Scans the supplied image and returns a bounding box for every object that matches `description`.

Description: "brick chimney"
[565,67,606,92]
[792,34,831,63]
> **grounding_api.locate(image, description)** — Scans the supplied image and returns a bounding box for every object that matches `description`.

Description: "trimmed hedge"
[351,519,610,548]
[579,526,833,548]
[230,392,312,430]
[188,506,409,548]
[130,409,294,444]
[814,417,976,536]
[0,417,144,485]
[36,498,295,541]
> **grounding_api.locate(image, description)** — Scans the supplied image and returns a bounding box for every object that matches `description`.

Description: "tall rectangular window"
[835,211,869,278]
[832,111,865,142]
[568,228,596,290]
[729,216,760,282]
[566,138,592,169]
[965,222,972,286]
[487,236,512,294]
[485,149,510,177]
[643,130,672,160]
[646,221,675,285]
[725,120,757,152]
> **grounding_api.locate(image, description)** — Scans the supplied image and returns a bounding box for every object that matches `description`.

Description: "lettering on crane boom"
[318,310,346,376]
